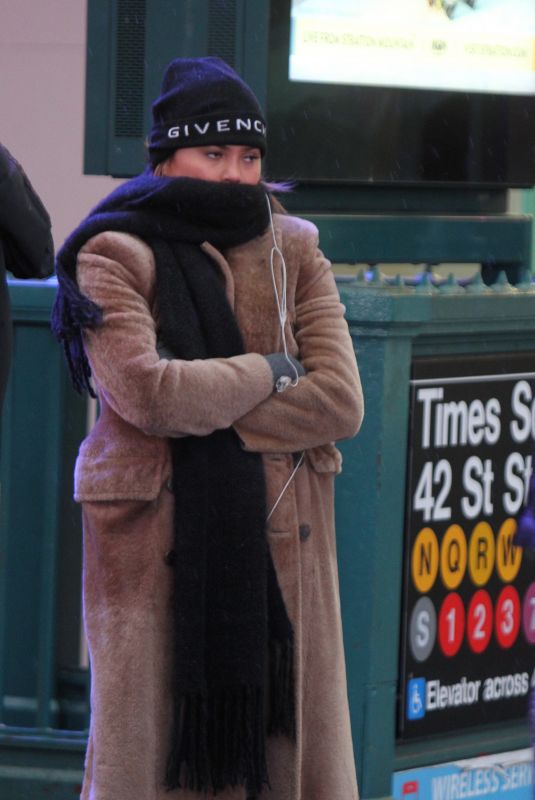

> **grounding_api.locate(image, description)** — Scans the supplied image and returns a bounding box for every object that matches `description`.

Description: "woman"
[53,57,363,800]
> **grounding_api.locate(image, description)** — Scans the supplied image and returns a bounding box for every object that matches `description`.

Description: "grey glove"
[264,353,305,392]
[156,339,175,360]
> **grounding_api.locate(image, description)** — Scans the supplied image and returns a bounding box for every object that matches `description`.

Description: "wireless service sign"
[398,353,535,738]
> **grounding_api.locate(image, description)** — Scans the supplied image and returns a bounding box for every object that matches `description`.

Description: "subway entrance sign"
[399,352,535,739]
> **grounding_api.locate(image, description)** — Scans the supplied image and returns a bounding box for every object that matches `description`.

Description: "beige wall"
[0,0,120,251]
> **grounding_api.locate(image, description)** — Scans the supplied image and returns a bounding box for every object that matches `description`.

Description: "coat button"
[299,524,311,541]
[163,549,176,567]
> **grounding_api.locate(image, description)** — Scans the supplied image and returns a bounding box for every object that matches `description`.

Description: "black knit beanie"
[148,57,266,166]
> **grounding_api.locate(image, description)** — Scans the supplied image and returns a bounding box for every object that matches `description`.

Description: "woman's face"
[162,144,262,184]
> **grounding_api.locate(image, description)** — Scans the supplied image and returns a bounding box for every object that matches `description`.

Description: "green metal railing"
[0,279,87,798]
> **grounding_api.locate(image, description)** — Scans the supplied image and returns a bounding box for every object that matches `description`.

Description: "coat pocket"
[74,455,167,503]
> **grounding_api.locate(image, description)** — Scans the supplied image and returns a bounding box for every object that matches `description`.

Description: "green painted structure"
[0,208,534,797]
[0,280,87,798]
[336,271,535,799]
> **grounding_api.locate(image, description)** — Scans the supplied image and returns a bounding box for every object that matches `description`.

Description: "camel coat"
[74,212,364,800]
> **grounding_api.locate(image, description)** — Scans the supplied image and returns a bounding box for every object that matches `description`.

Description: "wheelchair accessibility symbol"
[407,678,426,720]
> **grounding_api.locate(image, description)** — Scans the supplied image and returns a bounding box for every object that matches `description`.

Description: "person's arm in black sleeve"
[0,143,54,280]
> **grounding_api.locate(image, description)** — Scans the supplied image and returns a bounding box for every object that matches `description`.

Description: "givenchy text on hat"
[167,117,266,140]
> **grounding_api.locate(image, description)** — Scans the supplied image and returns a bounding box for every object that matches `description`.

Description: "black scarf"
[52,173,295,796]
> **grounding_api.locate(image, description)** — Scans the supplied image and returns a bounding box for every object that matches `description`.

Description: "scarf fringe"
[165,639,294,795]
[51,267,102,397]
[165,685,269,796]
[268,637,296,739]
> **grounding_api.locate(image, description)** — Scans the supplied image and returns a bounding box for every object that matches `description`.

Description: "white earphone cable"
[266,452,305,522]
[264,196,304,523]
[266,196,300,387]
